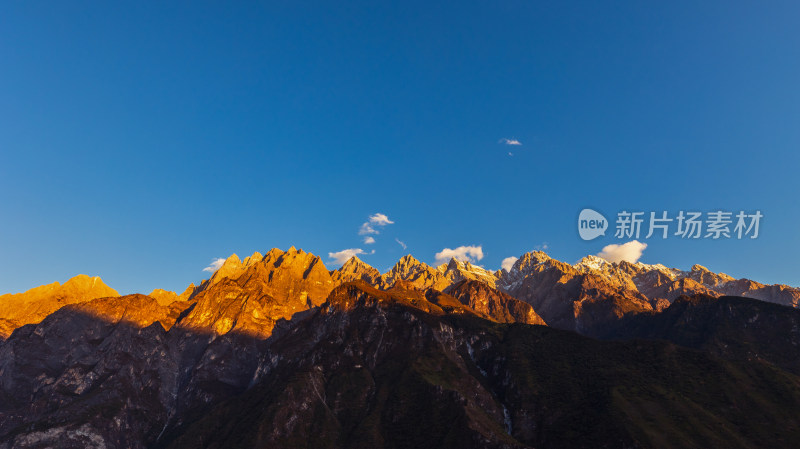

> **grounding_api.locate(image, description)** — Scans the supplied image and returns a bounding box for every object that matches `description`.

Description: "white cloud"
[363,236,376,244]
[369,213,394,226]
[501,256,518,272]
[597,240,648,263]
[328,248,370,265]
[202,258,226,273]
[395,238,407,250]
[358,213,394,235]
[358,222,378,235]
[508,152,514,157]
[435,245,484,264]
[500,138,522,146]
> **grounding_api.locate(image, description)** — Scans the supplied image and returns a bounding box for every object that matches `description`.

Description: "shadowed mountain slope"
[606,294,800,376]
[159,283,800,449]
[3,248,800,448]
[444,280,546,325]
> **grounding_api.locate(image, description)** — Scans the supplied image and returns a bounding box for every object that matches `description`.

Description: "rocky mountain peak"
[340,256,377,275]
[149,285,194,306]
[179,283,196,300]
[495,250,552,292]
[4,246,800,448]
[385,254,427,278]
[177,247,335,339]
[0,274,119,338]
[438,257,499,288]
[242,251,264,266]
[61,274,106,290]
[383,254,450,291]
[202,248,325,286]
[223,253,242,265]
[574,255,609,271]
[685,263,735,287]
[263,247,285,261]
[445,257,461,270]
[563,257,797,310]
[211,253,245,280]
[341,255,364,269]
[513,250,551,271]
[274,246,318,269]
[394,254,422,270]
[331,256,382,286]
[148,288,179,306]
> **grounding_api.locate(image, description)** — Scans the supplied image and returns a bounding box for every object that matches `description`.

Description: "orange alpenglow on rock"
[0,274,118,338]
[178,247,335,338]
[2,246,799,341]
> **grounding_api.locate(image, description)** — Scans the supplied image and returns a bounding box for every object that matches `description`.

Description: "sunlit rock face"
[379,254,452,291]
[0,274,119,339]
[495,251,800,334]
[179,247,335,339]
[194,247,333,304]
[148,284,194,307]
[611,261,800,308]
[331,254,457,291]
[438,258,501,289]
[328,249,800,326]
[185,249,800,339]
[494,254,654,336]
[330,255,382,287]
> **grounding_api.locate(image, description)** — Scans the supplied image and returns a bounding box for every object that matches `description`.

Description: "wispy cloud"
[501,256,518,272]
[500,138,522,146]
[363,236,375,244]
[535,242,550,251]
[358,222,378,235]
[435,245,484,264]
[395,238,407,250]
[358,212,395,235]
[369,213,394,226]
[597,240,647,263]
[202,258,226,273]
[328,248,373,265]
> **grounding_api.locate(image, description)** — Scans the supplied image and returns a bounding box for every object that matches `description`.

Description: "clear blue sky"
[2,1,799,295]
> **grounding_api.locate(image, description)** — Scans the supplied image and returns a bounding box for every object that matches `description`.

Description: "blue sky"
[1,1,799,294]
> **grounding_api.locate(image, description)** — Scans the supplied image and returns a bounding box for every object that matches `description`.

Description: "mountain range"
[1,247,799,448]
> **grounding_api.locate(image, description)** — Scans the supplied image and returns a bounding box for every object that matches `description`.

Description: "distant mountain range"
[1,247,799,448]
[4,247,797,340]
